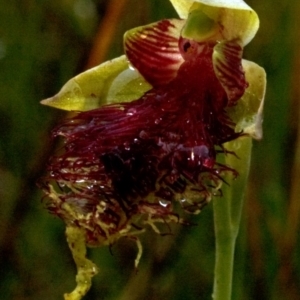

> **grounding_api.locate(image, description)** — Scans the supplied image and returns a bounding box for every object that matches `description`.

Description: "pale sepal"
[41,55,152,111]
[170,0,259,46]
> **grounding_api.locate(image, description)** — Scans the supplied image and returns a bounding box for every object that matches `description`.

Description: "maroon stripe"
[126,43,182,65]
[128,38,180,57]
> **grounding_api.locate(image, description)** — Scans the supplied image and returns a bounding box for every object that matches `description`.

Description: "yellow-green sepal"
[41,55,152,111]
[170,0,259,46]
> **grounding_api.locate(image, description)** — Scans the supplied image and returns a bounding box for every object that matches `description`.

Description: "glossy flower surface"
[41,0,266,249]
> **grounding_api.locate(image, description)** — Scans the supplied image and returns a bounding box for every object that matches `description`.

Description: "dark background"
[0,0,299,299]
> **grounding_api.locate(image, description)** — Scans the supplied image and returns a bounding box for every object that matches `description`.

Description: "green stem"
[212,137,252,300]
[212,194,237,300]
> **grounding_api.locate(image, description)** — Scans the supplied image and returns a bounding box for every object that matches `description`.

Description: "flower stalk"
[213,137,252,300]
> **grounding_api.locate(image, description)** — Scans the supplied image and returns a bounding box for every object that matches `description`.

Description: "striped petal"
[227,60,266,139]
[124,19,185,87]
[213,40,248,105]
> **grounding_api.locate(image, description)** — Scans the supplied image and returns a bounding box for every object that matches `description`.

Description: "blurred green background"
[0,0,299,299]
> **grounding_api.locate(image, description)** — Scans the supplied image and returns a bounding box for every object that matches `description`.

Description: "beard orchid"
[41,1,266,299]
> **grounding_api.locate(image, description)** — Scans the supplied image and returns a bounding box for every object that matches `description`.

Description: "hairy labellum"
[43,37,245,247]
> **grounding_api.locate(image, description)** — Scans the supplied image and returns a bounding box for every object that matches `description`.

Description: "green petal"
[226,60,266,140]
[170,0,259,46]
[41,55,152,111]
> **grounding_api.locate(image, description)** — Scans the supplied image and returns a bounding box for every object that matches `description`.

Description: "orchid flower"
[41,1,266,300]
